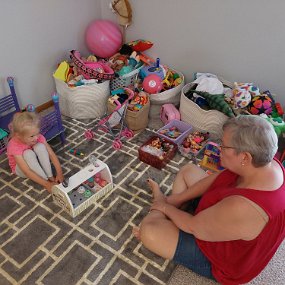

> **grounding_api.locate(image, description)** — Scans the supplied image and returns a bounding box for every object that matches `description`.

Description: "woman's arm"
[45,143,64,183]
[152,195,267,242]
[14,155,56,192]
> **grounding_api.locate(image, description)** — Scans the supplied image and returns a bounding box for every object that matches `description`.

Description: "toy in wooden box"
[138,136,178,169]
[157,119,192,145]
[51,156,113,217]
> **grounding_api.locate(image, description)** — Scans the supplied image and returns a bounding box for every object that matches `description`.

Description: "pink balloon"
[85,20,123,58]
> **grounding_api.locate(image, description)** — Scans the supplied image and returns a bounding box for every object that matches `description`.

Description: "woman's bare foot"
[132,226,141,240]
[147,178,165,201]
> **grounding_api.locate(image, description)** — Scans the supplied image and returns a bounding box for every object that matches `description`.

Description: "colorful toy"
[127,39,153,52]
[199,142,224,171]
[70,50,115,81]
[139,58,165,80]
[262,115,285,137]
[159,126,181,139]
[85,19,123,58]
[181,131,209,155]
[232,82,253,109]
[142,74,163,94]
[53,61,70,82]
[26,104,36,112]
[69,148,84,156]
[248,95,273,115]
[275,102,284,116]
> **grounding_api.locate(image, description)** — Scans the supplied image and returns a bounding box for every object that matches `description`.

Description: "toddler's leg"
[33,143,53,178]
[16,149,48,179]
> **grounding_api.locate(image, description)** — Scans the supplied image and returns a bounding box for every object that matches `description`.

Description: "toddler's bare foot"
[147,178,165,201]
[132,226,141,241]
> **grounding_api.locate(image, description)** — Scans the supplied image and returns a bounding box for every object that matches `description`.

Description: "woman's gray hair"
[222,115,278,167]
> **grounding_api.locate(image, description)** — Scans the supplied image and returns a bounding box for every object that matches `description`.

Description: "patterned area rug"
[0,116,191,285]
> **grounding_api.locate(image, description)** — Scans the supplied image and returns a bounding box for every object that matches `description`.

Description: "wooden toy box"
[51,159,113,217]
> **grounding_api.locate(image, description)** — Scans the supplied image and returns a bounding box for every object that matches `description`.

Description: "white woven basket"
[180,83,229,139]
[54,77,110,120]
[149,70,185,119]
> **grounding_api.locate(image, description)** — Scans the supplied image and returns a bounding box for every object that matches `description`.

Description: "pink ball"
[143,74,163,94]
[85,20,123,58]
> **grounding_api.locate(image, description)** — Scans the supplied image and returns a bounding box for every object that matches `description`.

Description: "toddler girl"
[7,112,64,193]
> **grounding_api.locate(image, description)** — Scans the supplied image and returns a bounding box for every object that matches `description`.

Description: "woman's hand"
[151,200,168,215]
[166,194,183,208]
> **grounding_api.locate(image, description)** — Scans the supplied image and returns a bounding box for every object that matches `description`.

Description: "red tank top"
[195,160,285,284]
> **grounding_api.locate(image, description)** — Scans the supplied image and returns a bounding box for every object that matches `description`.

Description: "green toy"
[265,116,285,137]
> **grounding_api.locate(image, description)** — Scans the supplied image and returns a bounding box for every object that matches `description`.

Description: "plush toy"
[232,82,252,109]
[264,116,285,137]
[247,95,273,115]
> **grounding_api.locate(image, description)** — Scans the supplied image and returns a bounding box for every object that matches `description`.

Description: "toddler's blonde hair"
[10,112,41,136]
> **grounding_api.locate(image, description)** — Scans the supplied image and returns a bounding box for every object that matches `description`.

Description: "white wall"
[1,0,285,108]
[0,0,101,107]
[102,0,285,105]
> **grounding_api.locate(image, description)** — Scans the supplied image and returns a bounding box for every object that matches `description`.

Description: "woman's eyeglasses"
[216,140,237,151]
[219,144,237,151]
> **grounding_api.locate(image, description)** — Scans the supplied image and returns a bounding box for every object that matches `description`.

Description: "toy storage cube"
[157,120,192,145]
[51,159,113,217]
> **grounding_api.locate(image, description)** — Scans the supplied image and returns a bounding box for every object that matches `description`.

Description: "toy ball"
[248,95,273,115]
[26,104,35,112]
[85,20,123,58]
[143,74,163,94]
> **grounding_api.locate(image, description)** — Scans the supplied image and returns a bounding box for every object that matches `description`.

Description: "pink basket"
[157,119,192,145]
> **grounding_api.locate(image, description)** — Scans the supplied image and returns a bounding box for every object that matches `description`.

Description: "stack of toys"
[199,142,224,172]
[179,131,210,157]
[138,136,178,169]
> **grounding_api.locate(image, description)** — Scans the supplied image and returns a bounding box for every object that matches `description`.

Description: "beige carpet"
[167,239,285,285]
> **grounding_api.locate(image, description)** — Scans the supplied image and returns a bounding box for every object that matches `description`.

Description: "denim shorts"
[172,198,216,280]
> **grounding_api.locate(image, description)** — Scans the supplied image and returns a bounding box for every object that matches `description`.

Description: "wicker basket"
[54,77,110,120]
[149,70,185,119]
[110,64,143,91]
[138,136,178,169]
[180,83,229,139]
[107,99,150,133]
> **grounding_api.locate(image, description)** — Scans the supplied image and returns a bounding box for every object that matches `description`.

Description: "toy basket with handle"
[110,63,143,91]
[180,76,233,139]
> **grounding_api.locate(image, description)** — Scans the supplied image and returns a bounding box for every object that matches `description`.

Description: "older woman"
[133,115,285,284]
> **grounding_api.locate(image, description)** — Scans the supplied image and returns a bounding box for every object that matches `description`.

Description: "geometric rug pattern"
[0,116,190,285]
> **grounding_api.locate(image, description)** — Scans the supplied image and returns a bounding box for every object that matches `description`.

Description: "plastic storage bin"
[157,119,192,145]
